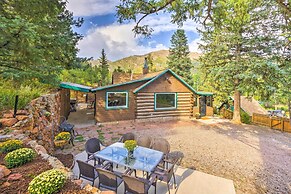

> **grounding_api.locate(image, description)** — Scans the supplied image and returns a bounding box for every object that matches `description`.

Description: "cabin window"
[206,96,212,107]
[106,91,128,109]
[155,93,177,110]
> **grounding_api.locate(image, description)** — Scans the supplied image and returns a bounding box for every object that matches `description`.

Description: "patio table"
[94,142,164,173]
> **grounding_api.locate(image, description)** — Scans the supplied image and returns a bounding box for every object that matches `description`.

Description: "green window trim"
[154,93,177,111]
[105,91,129,110]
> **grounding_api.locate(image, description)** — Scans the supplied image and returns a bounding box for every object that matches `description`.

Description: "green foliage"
[124,140,137,152]
[54,132,70,141]
[99,49,110,86]
[168,29,193,85]
[28,169,66,194]
[241,111,251,124]
[0,0,83,85]
[0,80,47,111]
[59,64,101,86]
[4,148,36,168]
[0,140,23,153]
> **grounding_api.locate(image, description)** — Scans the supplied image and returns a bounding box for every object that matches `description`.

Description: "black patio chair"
[95,164,124,193]
[85,138,103,166]
[153,158,178,194]
[76,160,99,186]
[122,169,157,194]
[118,132,135,143]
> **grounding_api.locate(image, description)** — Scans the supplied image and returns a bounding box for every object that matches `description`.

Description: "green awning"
[60,82,92,93]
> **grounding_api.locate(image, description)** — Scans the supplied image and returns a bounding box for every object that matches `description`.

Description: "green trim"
[154,92,177,111]
[91,77,153,92]
[59,82,92,93]
[105,91,129,110]
[134,69,213,96]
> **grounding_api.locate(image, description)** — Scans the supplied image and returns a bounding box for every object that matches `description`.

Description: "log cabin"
[91,61,214,123]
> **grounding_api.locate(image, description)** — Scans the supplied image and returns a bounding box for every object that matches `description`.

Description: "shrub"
[0,139,23,153]
[4,148,36,168]
[28,169,66,194]
[54,132,70,141]
[241,110,251,124]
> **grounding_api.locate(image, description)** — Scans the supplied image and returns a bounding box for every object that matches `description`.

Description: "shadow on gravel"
[196,119,291,194]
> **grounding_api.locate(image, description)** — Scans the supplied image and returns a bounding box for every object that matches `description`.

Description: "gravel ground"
[65,118,291,194]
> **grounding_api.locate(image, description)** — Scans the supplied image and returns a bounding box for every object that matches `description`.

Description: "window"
[155,93,177,110]
[106,91,128,109]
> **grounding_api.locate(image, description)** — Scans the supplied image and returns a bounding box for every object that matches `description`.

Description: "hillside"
[90,50,201,73]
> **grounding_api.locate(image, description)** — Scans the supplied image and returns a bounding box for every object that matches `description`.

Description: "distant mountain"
[90,50,201,73]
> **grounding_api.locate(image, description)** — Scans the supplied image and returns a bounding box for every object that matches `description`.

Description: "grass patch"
[74,135,85,142]
[111,137,119,142]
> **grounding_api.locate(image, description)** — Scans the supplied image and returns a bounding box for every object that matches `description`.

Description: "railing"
[252,113,291,133]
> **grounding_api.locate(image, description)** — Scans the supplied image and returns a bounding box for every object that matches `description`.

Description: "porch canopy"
[60,82,93,93]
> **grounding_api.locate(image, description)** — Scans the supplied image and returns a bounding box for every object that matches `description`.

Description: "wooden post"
[281,117,284,132]
[269,116,272,128]
[13,95,19,118]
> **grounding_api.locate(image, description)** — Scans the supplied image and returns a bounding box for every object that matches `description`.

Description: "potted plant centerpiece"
[54,132,71,148]
[124,140,137,159]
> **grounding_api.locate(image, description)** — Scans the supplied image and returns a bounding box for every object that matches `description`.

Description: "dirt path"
[66,118,291,194]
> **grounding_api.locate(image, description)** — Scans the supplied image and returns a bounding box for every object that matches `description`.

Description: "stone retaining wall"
[0,92,62,154]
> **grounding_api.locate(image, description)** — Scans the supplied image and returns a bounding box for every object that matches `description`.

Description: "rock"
[7,173,22,181]
[72,179,83,187]
[16,115,28,121]
[2,181,11,187]
[27,140,38,148]
[83,184,101,194]
[0,118,18,127]
[0,135,13,142]
[35,145,47,155]
[3,113,13,118]
[0,165,11,178]
[10,110,28,115]
[101,191,116,194]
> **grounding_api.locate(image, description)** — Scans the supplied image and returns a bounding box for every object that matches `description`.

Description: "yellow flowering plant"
[4,148,36,168]
[124,140,137,152]
[28,169,66,194]
[0,139,23,153]
[54,132,70,141]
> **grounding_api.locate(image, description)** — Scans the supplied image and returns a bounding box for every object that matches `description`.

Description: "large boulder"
[0,118,18,127]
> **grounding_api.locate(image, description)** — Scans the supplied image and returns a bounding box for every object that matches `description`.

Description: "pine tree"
[168,29,193,85]
[99,49,109,86]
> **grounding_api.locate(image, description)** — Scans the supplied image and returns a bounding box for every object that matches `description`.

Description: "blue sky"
[67,0,201,61]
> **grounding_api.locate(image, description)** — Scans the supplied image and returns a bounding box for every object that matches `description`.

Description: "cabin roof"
[88,69,213,96]
[60,82,92,92]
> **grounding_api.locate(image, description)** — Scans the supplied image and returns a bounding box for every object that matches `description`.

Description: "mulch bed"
[54,154,74,169]
[0,149,87,193]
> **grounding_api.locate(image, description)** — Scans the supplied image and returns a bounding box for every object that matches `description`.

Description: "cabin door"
[200,96,206,116]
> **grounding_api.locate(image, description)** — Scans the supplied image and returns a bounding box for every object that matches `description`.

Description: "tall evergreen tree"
[0,0,83,84]
[99,49,109,86]
[168,29,193,85]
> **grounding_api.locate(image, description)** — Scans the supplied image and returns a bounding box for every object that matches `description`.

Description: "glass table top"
[94,142,164,173]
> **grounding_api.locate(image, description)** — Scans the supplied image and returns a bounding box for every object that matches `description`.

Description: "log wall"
[135,92,193,119]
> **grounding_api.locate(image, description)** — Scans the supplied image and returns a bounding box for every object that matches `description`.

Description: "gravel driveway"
[71,118,291,194]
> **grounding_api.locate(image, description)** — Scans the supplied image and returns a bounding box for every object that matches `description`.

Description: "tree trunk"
[288,97,291,126]
[232,88,241,124]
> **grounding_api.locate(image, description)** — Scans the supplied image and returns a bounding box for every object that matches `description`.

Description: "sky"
[66,0,201,61]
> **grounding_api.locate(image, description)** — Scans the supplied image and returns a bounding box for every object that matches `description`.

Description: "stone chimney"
[143,57,149,75]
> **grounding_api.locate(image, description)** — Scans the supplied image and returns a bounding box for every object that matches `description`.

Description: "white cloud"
[189,38,202,53]
[142,14,201,34]
[66,0,117,16]
[78,23,168,61]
